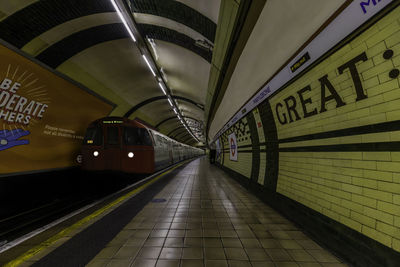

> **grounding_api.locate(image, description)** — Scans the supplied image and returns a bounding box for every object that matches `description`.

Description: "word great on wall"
[275,52,369,125]
[0,78,48,124]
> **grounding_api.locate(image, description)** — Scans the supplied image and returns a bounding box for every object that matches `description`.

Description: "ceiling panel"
[153,40,210,105]
[61,38,159,106]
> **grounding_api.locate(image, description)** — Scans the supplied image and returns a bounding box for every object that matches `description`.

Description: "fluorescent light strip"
[110,0,136,42]
[173,108,178,114]
[168,98,173,107]
[158,82,167,95]
[142,55,156,76]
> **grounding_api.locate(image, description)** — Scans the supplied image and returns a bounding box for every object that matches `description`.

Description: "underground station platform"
[1,158,348,267]
[1,1,400,266]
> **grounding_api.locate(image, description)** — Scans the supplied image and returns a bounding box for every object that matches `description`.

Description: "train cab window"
[124,127,152,146]
[83,126,103,145]
[107,127,119,145]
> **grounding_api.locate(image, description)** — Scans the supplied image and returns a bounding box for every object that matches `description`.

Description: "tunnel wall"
[215,5,400,267]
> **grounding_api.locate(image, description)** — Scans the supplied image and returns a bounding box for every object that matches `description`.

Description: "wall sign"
[214,0,394,141]
[228,132,237,161]
[290,52,310,73]
[0,43,114,175]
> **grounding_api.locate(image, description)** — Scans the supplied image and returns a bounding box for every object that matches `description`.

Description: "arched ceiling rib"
[23,13,120,55]
[37,23,126,69]
[0,0,38,20]
[167,126,186,137]
[175,0,220,24]
[139,24,212,62]
[134,13,211,44]
[156,116,200,129]
[0,0,114,48]
[36,23,211,69]
[174,130,189,140]
[124,95,204,118]
[129,0,216,42]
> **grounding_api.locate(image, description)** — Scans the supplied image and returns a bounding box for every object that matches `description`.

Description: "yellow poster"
[0,43,114,175]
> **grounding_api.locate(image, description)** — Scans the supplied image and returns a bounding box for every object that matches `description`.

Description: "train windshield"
[107,127,120,145]
[124,127,152,146]
[83,126,103,145]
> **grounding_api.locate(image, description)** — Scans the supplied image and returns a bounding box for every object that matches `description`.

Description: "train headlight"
[93,151,99,157]
[128,152,134,158]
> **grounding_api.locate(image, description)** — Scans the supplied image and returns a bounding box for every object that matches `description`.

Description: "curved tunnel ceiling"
[124,95,204,118]
[150,40,211,105]
[156,115,200,128]
[0,0,219,145]
[36,23,212,68]
[129,0,216,42]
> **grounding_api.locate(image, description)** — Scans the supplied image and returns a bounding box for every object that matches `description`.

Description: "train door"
[104,126,121,170]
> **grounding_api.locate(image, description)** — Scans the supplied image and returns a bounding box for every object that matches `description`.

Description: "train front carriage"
[82,118,155,174]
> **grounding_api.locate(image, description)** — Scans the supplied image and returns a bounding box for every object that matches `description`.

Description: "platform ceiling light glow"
[93,151,99,157]
[110,0,136,42]
[110,0,199,144]
[158,82,167,95]
[142,55,156,76]
[128,152,134,158]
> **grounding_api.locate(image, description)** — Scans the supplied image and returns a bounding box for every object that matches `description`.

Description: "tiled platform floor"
[88,158,348,267]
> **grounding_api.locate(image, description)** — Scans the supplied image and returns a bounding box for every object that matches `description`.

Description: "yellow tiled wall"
[271,7,400,252]
[221,117,252,179]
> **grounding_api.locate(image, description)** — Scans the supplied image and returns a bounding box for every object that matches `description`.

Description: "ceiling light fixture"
[168,98,173,107]
[142,55,156,76]
[147,38,158,60]
[110,0,136,42]
[158,82,167,95]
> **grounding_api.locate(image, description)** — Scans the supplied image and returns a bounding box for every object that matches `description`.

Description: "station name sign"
[290,52,310,73]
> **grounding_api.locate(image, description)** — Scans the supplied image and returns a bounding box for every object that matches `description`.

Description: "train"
[81,117,203,173]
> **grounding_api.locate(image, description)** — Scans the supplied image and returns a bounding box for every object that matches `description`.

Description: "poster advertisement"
[228,132,237,161]
[0,43,114,175]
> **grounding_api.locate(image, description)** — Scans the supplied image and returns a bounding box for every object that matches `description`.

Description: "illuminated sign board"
[103,120,123,124]
[290,52,310,73]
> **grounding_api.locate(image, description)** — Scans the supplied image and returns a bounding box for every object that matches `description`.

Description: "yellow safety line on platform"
[5,162,187,267]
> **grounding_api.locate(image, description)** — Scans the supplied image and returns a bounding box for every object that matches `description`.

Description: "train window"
[107,127,119,145]
[124,127,152,146]
[83,126,103,145]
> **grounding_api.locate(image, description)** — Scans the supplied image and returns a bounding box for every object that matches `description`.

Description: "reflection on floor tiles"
[87,158,348,267]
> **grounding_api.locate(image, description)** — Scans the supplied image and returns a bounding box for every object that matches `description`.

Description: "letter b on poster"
[228,133,237,161]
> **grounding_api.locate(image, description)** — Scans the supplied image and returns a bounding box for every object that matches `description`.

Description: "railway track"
[0,197,92,245]
[0,169,145,253]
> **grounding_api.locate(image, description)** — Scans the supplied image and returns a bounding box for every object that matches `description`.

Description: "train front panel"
[121,125,154,174]
[82,119,155,173]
